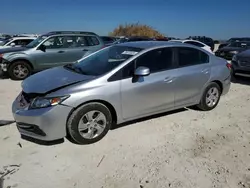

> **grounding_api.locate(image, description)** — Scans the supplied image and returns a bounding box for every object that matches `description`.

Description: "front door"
[33,36,71,70]
[174,47,211,107]
[120,47,177,120]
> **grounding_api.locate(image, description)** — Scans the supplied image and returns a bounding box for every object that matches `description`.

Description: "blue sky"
[2,0,250,39]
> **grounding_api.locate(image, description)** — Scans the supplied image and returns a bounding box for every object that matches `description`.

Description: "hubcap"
[78,110,107,139]
[206,87,219,107]
[13,64,29,79]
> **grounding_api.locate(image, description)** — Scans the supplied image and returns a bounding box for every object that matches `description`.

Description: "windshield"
[113,38,128,44]
[0,38,12,46]
[65,45,143,76]
[26,35,48,48]
[228,42,250,47]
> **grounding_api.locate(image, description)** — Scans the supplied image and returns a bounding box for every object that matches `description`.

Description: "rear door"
[174,47,211,107]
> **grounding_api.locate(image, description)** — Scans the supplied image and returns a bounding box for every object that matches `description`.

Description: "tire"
[196,82,221,111]
[67,102,112,145]
[8,61,32,80]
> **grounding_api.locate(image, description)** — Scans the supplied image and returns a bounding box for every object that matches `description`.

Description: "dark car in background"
[187,36,215,51]
[153,37,169,41]
[218,37,250,49]
[215,41,250,60]
[231,49,250,77]
[113,36,152,44]
[100,36,117,45]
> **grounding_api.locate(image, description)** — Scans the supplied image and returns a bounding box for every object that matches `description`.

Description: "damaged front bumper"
[0,58,9,72]
[12,92,73,141]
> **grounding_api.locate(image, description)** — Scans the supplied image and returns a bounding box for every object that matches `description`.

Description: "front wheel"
[196,82,221,111]
[67,102,112,145]
[8,61,32,80]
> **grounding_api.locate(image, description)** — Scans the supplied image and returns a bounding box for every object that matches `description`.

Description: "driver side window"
[122,47,174,79]
[42,36,64,49]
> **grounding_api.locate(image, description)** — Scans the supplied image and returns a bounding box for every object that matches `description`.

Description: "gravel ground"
[1,75,250,188]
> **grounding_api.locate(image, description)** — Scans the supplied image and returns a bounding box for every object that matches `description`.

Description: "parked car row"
[1,30,250,80]
[218,37,250,49]
[215,41,250,60]
[0,32,214,80]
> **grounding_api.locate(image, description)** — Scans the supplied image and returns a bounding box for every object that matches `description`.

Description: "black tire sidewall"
[67,103,112,145]
[199,83,221,111]
[8,61,32,80]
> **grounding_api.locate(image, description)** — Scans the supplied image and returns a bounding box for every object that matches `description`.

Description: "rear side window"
[185,41,204,47]
[177,47,209,67]
[86,36,100,46]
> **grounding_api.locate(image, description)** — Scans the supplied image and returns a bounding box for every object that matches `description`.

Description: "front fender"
[5,53,31,63]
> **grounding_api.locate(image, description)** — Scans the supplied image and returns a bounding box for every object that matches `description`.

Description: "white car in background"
[170,39,214,54]
[0,37,36,49]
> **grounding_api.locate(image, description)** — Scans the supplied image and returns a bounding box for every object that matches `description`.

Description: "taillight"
[226,62,232,69]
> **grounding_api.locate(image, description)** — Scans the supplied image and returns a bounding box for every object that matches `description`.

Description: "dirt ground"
[1,76,250,188]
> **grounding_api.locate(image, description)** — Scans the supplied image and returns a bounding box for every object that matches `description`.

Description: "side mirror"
[134,66,150,77]
[38,44,46,52]
[10,43,15,47]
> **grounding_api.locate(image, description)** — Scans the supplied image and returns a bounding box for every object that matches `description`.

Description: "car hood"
[0,47,27,55]
[237,49,250,58]
[22,66,96,94]
[219,47,242,52]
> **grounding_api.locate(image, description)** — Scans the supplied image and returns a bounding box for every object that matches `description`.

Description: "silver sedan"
[12,41,231,145]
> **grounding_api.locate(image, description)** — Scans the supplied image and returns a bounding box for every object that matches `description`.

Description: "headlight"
[230,51,238,54]
[29,96,69,109]
[232,55,237,61]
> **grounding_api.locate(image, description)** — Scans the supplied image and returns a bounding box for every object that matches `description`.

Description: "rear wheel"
[8,61,32,80]
[196,82,221,111]
[67,102,112,145]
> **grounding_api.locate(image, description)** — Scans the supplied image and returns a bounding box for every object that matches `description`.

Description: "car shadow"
[231,76,250,86]
[111,108,188,130]
[21,135,65,146]
[0,120,15,127]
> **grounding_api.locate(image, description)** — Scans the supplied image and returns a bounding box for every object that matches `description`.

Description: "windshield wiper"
[64,64,89,75]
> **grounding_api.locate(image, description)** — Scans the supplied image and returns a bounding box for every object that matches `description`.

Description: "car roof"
[11,36,36,40]
[115,41,194,49]
[43,31,98,36]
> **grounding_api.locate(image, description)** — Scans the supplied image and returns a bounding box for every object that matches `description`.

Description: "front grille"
[17,122,46,136]
[239,60,250,67]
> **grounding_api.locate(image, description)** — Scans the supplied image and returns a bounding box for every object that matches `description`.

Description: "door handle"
[58,51,65,53]
[201,69,209,74]
[164,77,174,83]
[82,49,88,51]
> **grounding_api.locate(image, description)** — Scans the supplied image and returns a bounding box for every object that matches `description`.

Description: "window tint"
[177,47,209,67]
[136,48,173,72]
[101,37,114,42]
[86,36,100,46]
[42,36,65,49]
[18,39,33,46]
[7,39,32,46]
[122,48,173,78]
[185,41,204,47]
[75,36,88,47]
